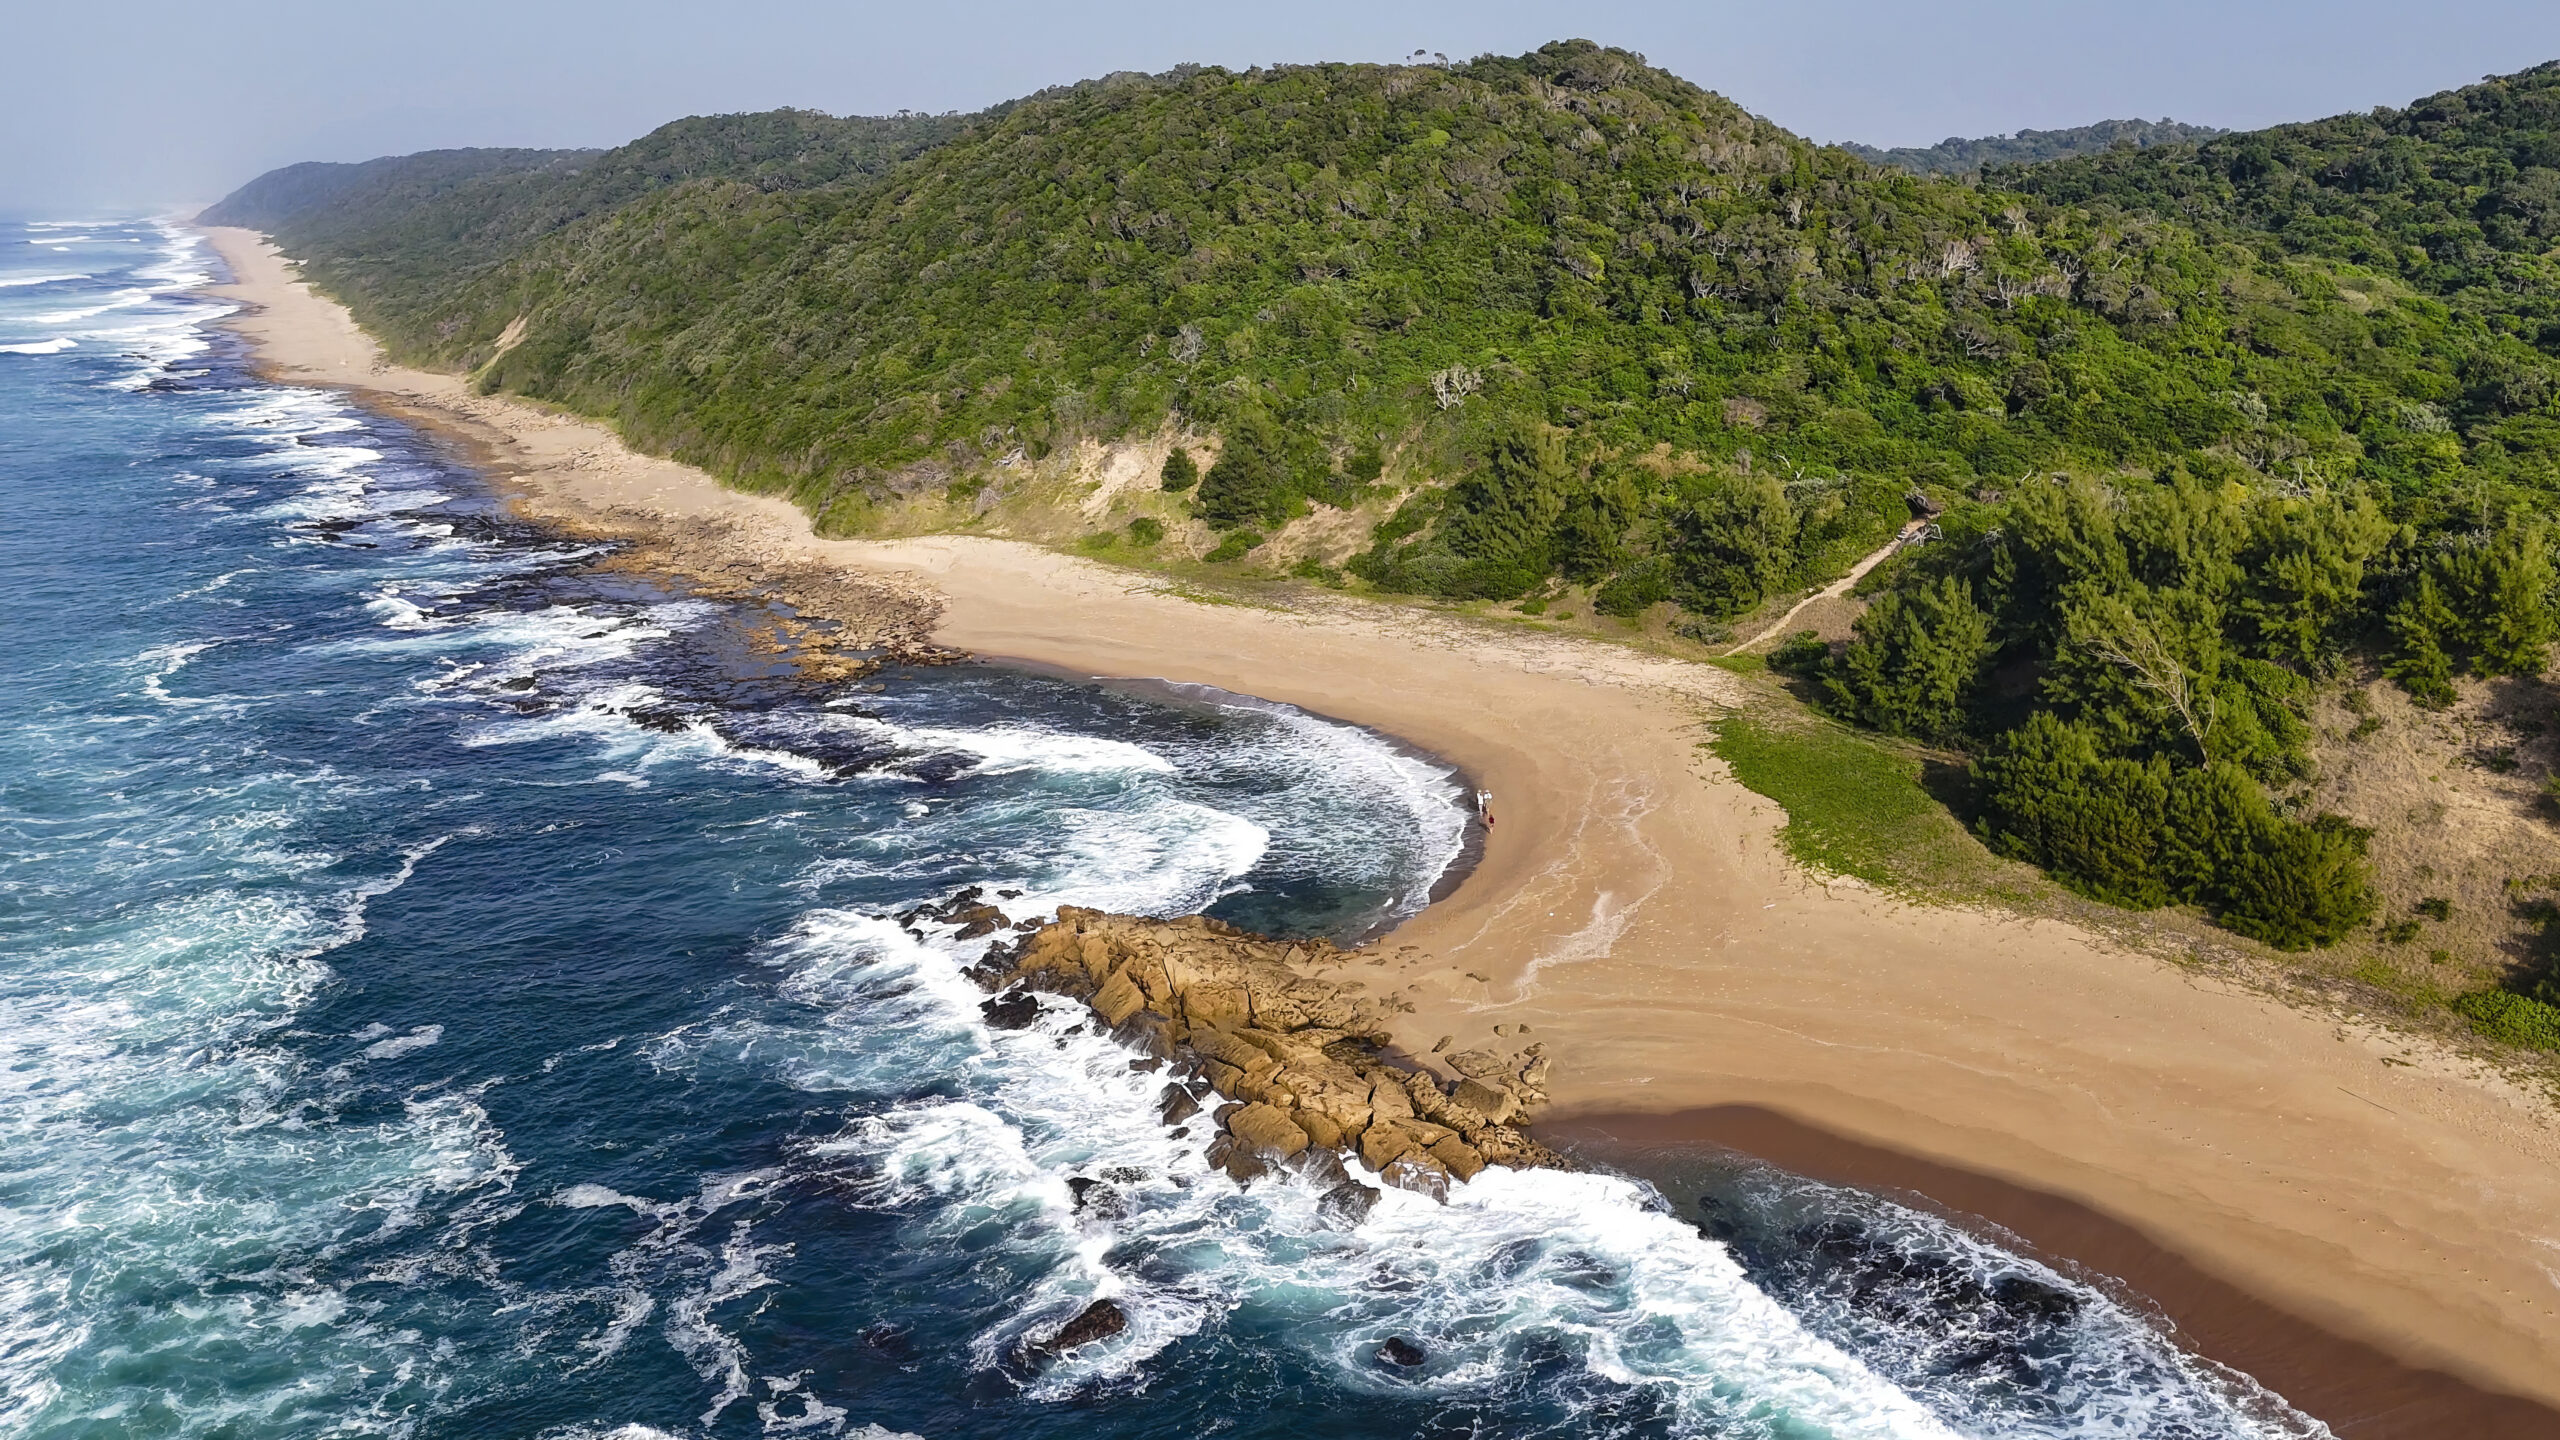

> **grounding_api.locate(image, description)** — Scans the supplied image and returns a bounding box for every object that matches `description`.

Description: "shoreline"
[988,660,1491,940]
[198,226,2560,1430]
[1552,1107,2560,1438]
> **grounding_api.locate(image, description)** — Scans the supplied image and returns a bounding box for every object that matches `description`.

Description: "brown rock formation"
[971,907,1566,1199]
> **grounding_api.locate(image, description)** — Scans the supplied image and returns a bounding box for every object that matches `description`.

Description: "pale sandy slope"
[202,228,2560,1418]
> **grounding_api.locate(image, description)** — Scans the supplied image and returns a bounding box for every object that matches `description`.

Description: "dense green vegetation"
[1801,65,2560,954]
[206,42,2560,971]
[1843,118,2225,176]
[199,110,970,353]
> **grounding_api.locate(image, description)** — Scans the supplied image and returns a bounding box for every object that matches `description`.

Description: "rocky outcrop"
[1016,1298,1127,1368]
[968,907,1566,1200]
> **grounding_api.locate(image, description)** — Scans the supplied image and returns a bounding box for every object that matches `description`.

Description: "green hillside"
[1843,118,2225,176]
[203,41,2560,969]
[200,110,970,348]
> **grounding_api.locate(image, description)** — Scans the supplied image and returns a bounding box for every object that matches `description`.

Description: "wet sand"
[200,225,2560,1430]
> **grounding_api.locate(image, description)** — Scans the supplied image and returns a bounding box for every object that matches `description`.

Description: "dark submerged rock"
[1045,1298,1127,1352]
[1990,1272,2081,1321]
[1318,1178,1381,1228]
[1377,1336,1426,1367]
[1013,1298,1129,1371]
[979,989,1040,1030]
[1065,1176,1127,1219]
[1694,1193,1743,1242]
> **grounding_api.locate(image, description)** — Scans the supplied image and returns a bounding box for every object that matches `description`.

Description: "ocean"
[0,217,2328,1439]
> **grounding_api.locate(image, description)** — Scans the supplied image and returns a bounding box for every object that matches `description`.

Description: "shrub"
[2386,574,2460,708]
[1160,447,1198,491]
[2155,761,2266,896]
[1824,576,1993,741]
[1769,630,1830,675]
[2452,990,2560,1051]
[1127,515,1164,546]
[1974,714,2173,907]
[1668,472,1799,618]
[2416,896,2453,921]
[1199,418,1292,529]
[2209,814,2376,950]
[2448,520,2555,678]
[1593,556,1673,616]
[1204,529,1263,563]
[1974,716,2375,938]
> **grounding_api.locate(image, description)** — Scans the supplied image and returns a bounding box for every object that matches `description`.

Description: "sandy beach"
[202,226,2560,1434]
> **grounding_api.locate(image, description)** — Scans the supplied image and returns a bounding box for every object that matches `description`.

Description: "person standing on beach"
[1478,788,1494,828]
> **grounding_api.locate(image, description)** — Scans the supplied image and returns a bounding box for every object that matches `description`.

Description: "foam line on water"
[827,711,1180,777]
[739,912,1955,1434]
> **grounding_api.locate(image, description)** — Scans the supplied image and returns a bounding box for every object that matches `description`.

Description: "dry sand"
[202,227,2560,1434]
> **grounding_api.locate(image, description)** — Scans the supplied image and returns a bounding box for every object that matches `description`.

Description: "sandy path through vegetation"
[1726,519,1925,654]
[202,227,2560,1431]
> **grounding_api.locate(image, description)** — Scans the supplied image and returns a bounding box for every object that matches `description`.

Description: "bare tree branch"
[2070,596,2217,748]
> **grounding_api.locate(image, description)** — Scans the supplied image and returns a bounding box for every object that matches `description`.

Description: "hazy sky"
[10,0,2560,209]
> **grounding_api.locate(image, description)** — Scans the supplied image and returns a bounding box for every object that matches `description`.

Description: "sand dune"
[202,226,2560,1432]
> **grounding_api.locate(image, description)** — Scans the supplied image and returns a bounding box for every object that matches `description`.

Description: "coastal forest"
[204,42,2560,1027]
[1841,118,2226,177]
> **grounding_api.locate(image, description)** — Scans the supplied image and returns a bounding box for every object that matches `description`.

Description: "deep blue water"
[0,219,2328,1440]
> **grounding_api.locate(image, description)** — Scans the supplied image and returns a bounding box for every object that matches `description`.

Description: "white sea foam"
[0,842,507,1435]
[133,637,224,705]
[0,337,75,354]
[886,719,1177,776]
[29,286,150,324]
[742,913,1955,1435]
[721,881,2325,1438]
[0,272,88,287]
[555,1183,657,1212]
[1208,686,1471,920]
[363,1023,445,1060]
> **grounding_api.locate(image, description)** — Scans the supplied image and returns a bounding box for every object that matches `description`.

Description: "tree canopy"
[204,41,2560,954]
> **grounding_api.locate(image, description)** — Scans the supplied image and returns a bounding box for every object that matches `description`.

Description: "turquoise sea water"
[0,218,2327,1439]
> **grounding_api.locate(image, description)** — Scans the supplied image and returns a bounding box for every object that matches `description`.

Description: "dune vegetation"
[204,42,2560,1023]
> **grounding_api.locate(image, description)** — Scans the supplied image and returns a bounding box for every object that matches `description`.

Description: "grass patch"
[1710,710,2009,896]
